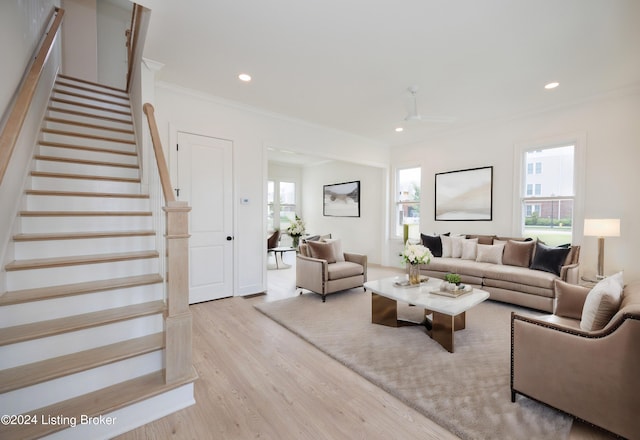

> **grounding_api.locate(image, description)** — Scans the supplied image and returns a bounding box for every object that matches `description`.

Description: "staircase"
[0,75,192,439]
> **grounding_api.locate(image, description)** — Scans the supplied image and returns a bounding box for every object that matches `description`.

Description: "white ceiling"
[143,0,640,150]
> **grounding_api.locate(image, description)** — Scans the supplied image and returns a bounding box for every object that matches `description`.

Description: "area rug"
[254,289,572,440]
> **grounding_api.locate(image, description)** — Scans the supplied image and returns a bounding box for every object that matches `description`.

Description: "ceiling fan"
[403,85,455,123]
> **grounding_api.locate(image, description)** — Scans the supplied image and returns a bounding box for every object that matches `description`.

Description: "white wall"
[97,0,131,89]
[61,0,98,81]
[302,160,387,264]
[391,88,640,282]
[152,83,389,295]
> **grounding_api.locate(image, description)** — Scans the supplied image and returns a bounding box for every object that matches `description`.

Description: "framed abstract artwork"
[323,180,360,217]
[435,166,493,221]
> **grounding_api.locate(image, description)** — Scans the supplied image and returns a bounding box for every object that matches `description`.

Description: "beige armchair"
[296,241,367,302]
[511,279,640,439]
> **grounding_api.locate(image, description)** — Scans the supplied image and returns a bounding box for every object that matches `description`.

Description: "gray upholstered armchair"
[296,240,367,302]
[511,279,640,439]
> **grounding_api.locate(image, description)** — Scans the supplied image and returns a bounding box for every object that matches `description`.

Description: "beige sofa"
[419,234,580,312]
[511,279,640,439]
[296,241,367,302]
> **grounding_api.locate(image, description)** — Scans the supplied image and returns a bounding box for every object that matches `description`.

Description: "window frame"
[513,134,586,242]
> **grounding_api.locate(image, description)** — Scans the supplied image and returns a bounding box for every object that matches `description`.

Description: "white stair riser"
[39,144,139,165]
[49,101,132,123]
[54,83,130,105]
[20,215,153,234]
[30,175,142,193]
[6,258,159,291]
[1,350,163,415]
[0,283,163,328]
[25,194,150,212]
[0,314,163,370]
[44,120,134,142]
[14,236,156,259]
[52,92,130,114]
[42,132,136,154]
[35,160,140,180]
[46,108,133,132]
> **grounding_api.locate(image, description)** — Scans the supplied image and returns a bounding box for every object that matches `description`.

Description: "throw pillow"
[461,238,479,260]
[441,235,452,257]
[322,238,345,262]
[580,272,624,331]
[529,242,571,276]
[421,233,443,257]
[466,234,496,245]
[476,243,505,264]
[451,236,467,258]
[503,240,536,267]
[307,241,337,263]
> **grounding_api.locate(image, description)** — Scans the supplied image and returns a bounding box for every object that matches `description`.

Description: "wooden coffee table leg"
[430,311,466,353]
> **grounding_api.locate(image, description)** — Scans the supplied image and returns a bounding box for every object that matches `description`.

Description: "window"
[268,180,297,232]
[527,163,533,175]
[521,145,575,245]
[395,167,421,239]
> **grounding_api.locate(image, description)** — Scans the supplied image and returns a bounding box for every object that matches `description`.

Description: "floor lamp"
[584,218,620,280]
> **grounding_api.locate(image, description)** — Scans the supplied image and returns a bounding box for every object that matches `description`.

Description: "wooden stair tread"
[34,154,139,169]
[0,300,166,346]
[39,139,137,156]
[0,274,163,306]
[13,230,155,242]
[42,128,135,144]
[30,170,140,182]
[47,107,133,126]
[0,333,164,393]
[0,368,197,440]
[5,250,159,272]
[54,80,130,101]
[58,73,127,95]
[19,210,151,217]
[50,97,131,117]
[53,88,131,109]
[25,189,148,198]
[45,116,135,134]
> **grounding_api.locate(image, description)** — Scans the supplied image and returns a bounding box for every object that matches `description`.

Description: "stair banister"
[142,102,194,384]
[0,7,64,186]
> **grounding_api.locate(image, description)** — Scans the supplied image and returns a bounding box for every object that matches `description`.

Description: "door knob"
[226,236,233,241]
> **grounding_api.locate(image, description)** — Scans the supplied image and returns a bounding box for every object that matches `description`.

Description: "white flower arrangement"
[401,242,433,265]
[286,215,305,237]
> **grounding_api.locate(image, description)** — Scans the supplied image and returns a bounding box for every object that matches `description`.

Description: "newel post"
[164,200,193,384]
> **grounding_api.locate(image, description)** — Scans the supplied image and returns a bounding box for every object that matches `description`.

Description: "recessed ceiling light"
[395,127,404,132]
[238,73,252,82]
[544,82,559,89]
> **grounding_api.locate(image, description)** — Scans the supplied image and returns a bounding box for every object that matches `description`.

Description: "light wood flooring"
[117,254,613,440]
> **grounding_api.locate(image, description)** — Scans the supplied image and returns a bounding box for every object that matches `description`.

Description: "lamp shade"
[584,219,620,237]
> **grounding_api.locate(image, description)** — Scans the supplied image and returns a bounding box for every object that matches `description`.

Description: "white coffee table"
[364,276,490,353]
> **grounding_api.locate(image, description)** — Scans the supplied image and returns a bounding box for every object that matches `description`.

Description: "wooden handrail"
[0,7,64,186]
[125,4,143,93]
[142,103,176,203]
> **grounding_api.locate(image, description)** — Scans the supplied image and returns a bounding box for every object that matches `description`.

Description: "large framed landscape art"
[435,166,493,221]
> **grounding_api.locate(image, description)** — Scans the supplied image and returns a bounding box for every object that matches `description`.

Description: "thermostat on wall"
[240,197,249,205]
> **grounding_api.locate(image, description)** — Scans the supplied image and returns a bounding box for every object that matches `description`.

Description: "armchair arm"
[295,254,328,293]
[344,252,368,282]
[559,263,579,284]
[553,279,590,319]
[511,312,640,438]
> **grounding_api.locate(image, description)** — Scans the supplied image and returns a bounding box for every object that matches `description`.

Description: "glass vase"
[408,263,421,285]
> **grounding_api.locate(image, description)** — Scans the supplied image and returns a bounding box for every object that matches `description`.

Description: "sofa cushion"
[580,272,624,331]
[421,233,443,257]
[476,243,504,264]
[327,261,364,280]
[503,240,535,267]
[427,257,492,278]
[482,264,558,289]
[307,241,337,263]
[530,242,571,276]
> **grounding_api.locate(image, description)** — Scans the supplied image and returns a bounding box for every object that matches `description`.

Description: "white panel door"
[177,132,233,303]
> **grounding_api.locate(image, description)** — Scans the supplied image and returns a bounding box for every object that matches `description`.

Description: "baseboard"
[43,383,195,439]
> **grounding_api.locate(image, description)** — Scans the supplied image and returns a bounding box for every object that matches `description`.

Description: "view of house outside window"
[396,167,421,240]
[522,145,574,245]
